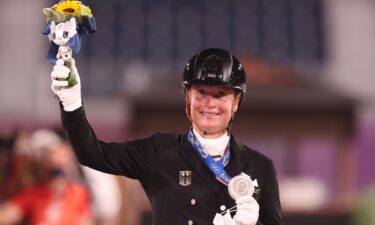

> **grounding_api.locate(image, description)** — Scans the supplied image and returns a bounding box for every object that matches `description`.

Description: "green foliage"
[43,0,93,23]
[353,185,375,225]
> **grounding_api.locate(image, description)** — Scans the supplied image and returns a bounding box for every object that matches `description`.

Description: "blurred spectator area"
[76,0,324,96]
[3,0,374,225]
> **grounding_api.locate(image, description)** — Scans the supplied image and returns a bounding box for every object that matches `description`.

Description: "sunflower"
[43,0,95,25]
[55,0,81,15]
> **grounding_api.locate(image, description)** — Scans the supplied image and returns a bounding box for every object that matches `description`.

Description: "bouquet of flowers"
[43,0,96,86]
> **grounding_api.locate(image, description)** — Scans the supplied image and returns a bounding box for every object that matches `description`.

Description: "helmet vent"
[201,56,223,80]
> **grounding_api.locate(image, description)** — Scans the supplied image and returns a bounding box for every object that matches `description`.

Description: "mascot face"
[48,17,77,46]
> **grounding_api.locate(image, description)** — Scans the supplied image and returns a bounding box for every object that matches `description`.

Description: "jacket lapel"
[224,134,247,178]
[177,133,255,206]
[179,134,223,193]
[178,133,249,191]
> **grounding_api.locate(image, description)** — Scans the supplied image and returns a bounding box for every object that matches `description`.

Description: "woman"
[50,48,283,225]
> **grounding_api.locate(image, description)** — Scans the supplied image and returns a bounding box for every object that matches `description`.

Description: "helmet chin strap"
[200,128,226,137]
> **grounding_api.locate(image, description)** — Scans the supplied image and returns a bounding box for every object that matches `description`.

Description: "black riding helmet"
[182,48,247,105]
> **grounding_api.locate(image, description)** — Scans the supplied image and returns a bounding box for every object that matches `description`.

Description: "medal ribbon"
[188,130,232,185]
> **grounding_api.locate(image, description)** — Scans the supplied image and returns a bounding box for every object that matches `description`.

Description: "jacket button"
[190,198,196,205]
[188,220,193,225]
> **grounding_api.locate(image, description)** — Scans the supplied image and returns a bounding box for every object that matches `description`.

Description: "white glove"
[213,212,237,225]
[51,58,82,111]
[233,195,259,225]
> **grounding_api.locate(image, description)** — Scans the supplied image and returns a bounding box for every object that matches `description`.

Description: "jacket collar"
[225,134,248,177]
[180,133,248,186]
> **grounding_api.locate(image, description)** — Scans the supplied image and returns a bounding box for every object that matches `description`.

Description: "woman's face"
[187,85,240,138]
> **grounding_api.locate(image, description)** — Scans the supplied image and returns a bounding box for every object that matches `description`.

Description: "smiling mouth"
[200,112,220,117]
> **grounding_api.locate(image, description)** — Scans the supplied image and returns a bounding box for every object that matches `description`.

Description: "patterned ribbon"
[188,130,232,185]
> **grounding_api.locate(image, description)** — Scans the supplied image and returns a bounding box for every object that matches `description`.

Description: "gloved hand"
[233,195,259,225]
[213,211,237,225]
[51,58,82,111]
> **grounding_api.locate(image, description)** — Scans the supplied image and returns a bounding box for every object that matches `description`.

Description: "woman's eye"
[218,92,225,97]
[197,90,205,96]
[215,92,226,98]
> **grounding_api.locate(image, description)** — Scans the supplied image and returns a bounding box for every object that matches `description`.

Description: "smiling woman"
[182,48,246,138]
[187,85,240,138]
[50,47,282,225]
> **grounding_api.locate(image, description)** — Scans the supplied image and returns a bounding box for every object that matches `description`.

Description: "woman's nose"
[203,94,216,107]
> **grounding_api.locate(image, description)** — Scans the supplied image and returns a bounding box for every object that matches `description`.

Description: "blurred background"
[1,0,375,224]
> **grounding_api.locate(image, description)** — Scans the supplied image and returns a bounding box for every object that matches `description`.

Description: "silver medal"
[228,173,255,200]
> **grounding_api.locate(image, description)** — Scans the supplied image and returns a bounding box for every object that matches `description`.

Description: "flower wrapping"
[42,0,97,86]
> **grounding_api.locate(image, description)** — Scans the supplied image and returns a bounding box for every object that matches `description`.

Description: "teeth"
[202,112,218,116]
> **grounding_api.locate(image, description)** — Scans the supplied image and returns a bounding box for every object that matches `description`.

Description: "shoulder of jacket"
[239,143,274,165]
[150,132,181,143]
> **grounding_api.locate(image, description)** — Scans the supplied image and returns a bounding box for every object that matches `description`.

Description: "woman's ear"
[185,88,191,118]
[232,94,241,113]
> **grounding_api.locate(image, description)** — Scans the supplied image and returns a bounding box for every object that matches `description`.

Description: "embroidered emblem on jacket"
[179,170,192,186]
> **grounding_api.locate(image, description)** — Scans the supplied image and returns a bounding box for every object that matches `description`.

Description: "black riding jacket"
[61,107,282,225]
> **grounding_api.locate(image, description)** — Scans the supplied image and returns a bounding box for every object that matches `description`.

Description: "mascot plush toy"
[43,0,96,86]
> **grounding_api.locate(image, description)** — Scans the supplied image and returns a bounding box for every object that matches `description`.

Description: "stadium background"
[0,0,374,224]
